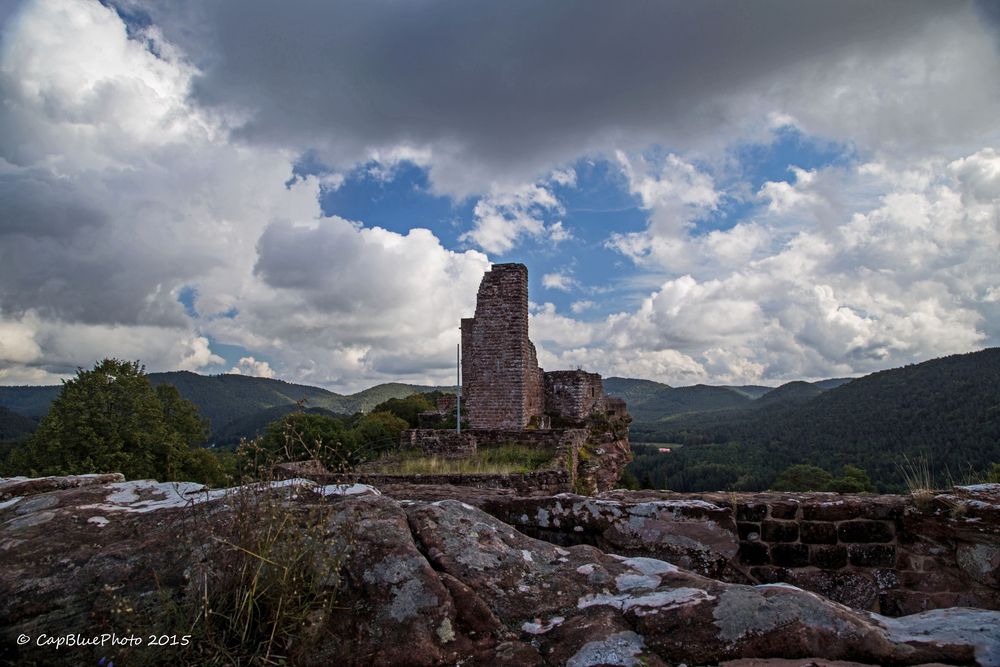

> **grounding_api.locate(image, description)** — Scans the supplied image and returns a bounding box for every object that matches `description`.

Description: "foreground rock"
[2,475,1000,666]
[372,482,1000,615]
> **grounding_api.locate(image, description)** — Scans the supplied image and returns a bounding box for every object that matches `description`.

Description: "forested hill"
[629,348,1000,492]
[0,372,453,444]
[603,378,753,422]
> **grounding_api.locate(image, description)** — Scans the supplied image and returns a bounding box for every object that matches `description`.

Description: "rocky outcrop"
[373,483,1000,615]
[475,493,740,579]
[3,475,1000,666]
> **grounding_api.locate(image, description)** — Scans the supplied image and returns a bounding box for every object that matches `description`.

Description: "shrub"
[771,464,836,492]
[8,359,226,485]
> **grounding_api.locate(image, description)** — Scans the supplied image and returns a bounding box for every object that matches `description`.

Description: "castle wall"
[544,370,603,424]
[399,429,477,458]
[461,264,545,429]
[483,486,1000,615]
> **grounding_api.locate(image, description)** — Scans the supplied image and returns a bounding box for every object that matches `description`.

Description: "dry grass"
[103,428,352,666]
[898,454,936,508]
[369,444,554,475]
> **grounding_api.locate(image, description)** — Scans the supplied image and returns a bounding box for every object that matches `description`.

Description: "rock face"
[476,493,740,579]
[3,475,1000,666]
[378,484,1000,615]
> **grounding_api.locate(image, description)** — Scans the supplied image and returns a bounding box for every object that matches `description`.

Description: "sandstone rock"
[476,492,739,578]
[0,472,124,500]
[3,475,1000,666]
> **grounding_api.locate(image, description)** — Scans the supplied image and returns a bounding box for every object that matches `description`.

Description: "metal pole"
[456,342,462,434]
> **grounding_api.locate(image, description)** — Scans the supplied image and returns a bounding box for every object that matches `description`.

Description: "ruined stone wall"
[544,370,603,424]
[461,264,545,429]
[329,470,574,494]
[727,491,1000,615]
[602,396,629,420]
[399,429,477,458]
[492,486,1000,616]
[465,428,585,451]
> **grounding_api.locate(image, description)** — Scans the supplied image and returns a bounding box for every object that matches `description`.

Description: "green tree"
[352,411,409,457]
[371,393,436,428]
[256,412,357,471]
[11,359,225,484]
[829,464,875,493]
[771,464,835,492]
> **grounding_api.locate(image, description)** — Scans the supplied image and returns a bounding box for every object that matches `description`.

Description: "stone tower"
[460,263,546,429]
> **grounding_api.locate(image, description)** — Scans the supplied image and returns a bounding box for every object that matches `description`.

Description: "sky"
[0,0,999,392]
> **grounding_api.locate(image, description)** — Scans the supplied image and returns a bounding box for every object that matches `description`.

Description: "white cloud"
[546,220,573,243]
[229,356,275,378]
[0,312,42,364]
[365,144,434,182]
[542,272,577,291]
[556,151,1000,384]
[550,168,577,187]
[459,183,567,253]
[607,152,722,269]
[0,309,225,382]
[3,0,999,392]
[570,300,596,314]
[0,0,492,392]
[177,337,225,371]
[759,167,822,214]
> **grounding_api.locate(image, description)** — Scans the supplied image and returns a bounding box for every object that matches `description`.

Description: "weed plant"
[100,428,352,666]
[370,443,554,475]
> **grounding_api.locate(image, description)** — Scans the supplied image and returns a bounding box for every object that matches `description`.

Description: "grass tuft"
[898,453,935,508]
[368,444,554,475]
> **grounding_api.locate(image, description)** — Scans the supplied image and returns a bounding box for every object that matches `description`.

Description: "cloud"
[542,272,577,292]
[607,153,722,269]
[119,1,998,197]
[0,309,225,383]
[0,0,491,391]
[542,151,1000,384]
[2,0,999,391]
[550,168,577,188]
[229,356,274,378]
[459,183,568,253]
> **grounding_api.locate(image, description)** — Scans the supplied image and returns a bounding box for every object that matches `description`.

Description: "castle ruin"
[401,263,630,493]
[459,263,624,428]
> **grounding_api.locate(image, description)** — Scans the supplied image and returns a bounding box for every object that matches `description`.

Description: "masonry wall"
[488,487,1000,616]
[651,489,1000,615]
[399,429,477,458]
[544,370,603,424]
[461,264,545,429]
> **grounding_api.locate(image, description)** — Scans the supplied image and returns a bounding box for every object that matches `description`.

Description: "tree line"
[1,359,446,486]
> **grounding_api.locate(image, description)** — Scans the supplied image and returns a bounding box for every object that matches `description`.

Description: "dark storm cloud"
[127,0,973,193]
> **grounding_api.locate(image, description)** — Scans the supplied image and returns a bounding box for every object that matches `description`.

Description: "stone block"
[738,541,770,566]
[873,568,899,592]
[749,565,788,583]
[786,570,876,610]
[895,550,915,570]
[737,522,760,541]
[956,542,1000,587]
[848,544,896,568]
[771,543,809,568]
[801,500,860,521]
[761,520,799,542]
[860,499,906,520]
[800,521,838,544]
[736,503,767,522]
[899,568,968,593]
[768,501,798,519]
[810,545,848,569]
[837,520,894,543]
